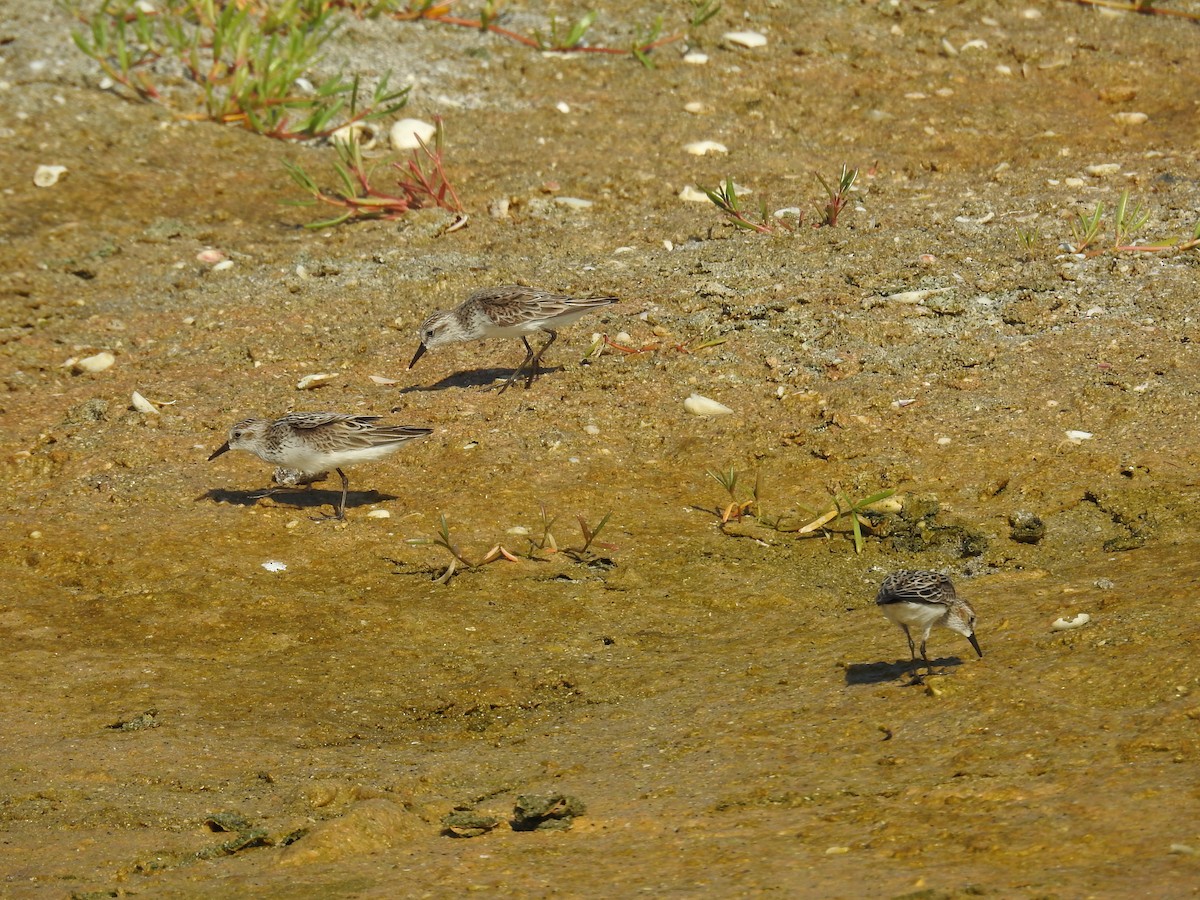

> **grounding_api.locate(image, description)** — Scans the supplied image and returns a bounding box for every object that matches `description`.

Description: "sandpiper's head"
[208,418,269,460]
[945,600,983,657]
[409,311,458,368]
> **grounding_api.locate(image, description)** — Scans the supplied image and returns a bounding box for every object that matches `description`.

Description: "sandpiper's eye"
[232,430,243,440]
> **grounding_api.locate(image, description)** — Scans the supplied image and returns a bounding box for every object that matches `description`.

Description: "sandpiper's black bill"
[967,633,983,658]
[408,342,428,369]
[208,442,231,461]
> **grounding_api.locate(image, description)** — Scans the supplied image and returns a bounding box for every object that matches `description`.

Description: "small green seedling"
[797,488,896,554]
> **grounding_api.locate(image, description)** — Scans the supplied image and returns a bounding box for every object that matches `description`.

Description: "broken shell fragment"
[684,141,728,156]
[75,351,115,374]
[131,391,159,414]
[1052,613,1091,631]
[390,118,437,150]
[684,393,733,417]
[296,373,337,390]
[34,165,68,187]
[723,31,768,49]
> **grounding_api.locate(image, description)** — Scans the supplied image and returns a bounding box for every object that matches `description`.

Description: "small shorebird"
[876,570,983,681]
[208,412,431,520]
[408,285,619,392]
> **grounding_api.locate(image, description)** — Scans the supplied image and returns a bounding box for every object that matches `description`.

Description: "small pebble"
[1111,112,1148,126]
[683,52,709,65]
[366,510,391,519]
[1065,430,1093,442]
[261,561,287,573]
[1085,163,1121,177]
[584,424,600,436]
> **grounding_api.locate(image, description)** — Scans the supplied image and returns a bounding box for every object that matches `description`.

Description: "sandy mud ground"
[2,0,1200,896]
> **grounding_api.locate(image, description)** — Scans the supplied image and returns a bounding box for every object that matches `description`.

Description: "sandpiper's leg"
[919,639,934,680]
[902,627,925,684]
[526,330,559,387]
[334,468,349,520]
[311,468,350,521]
[493,337,537,394]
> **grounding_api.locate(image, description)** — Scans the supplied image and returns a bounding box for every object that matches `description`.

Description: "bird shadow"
[845,656,966,686]
[392,364,564,394]
[199,486,397,513]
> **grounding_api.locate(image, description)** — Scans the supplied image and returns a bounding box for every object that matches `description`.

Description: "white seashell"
[331,122,378,149]
[369,375,402,385]
[1052,613,1090,631]
[131,391,158,414]
[296,373,337,390]
[684,393,733,417]
[261,560,287,573]
[723,30,768,48]
[390,118,437,150]
[555,196,594,210]
[34,164,67,187]
[884,287,954,304]
[1111,112,1148,126]
[366,509,391,519]
[683,52,709,65]
[555,101,570,114]
[1085,163,1121,177]
[960,39,989,52]
[75,351,115,373]
[1065,429,1093,442]
[683,101,706,114]
[684,140,728,156]
[196,248,226,264]
[679,185,712,203]
[212,259,234,272]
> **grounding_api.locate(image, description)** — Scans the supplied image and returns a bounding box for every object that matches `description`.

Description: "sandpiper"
[208,412,431,520]
[876,570,983,681]
[408,285,619,392]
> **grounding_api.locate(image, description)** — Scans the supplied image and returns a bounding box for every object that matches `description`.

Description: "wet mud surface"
[2,0,1200,896]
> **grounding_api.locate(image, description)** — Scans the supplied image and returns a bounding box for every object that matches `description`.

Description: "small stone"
[442,811,500,838]
[1009,510,1045,544]
[1111,111,1148,126]
[511,794,586,832]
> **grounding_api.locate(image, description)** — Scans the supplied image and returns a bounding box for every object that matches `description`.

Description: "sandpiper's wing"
[277,412,381,431]
[293,414,431,451]
[876,570,956,607]
[469,285,618,328]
